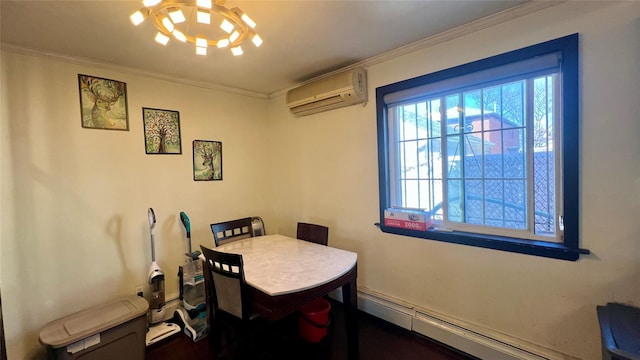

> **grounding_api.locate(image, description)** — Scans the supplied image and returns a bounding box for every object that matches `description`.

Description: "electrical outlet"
[135,285,144,297]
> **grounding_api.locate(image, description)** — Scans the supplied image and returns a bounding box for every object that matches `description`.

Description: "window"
[376,34,586,260]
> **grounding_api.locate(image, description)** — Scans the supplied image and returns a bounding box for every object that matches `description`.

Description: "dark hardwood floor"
[146,300,476,360]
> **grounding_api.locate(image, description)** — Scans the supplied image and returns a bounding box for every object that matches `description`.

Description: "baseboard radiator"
[348,288,574,360]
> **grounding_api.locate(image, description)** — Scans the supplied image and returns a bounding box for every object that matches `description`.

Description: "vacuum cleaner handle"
[180,211,192,254]
[148,208,156,261]
[180,211,191,237]
[148,208,156,230]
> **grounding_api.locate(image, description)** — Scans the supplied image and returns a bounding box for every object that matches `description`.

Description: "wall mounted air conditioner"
[286,68,367,117]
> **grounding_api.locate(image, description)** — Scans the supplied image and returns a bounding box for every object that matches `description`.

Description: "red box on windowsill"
[384,209,432,231]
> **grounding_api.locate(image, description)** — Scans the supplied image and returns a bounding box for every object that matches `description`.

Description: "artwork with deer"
[192,140,222,181]
[78,74,128,130]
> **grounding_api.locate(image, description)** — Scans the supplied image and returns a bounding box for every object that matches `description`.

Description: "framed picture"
[193,140,222,181]
[78,74,129,130]
[142,108,182,154]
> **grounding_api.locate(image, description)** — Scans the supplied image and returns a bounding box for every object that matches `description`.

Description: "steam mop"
[145,208,181,347]
[173,211,208,341]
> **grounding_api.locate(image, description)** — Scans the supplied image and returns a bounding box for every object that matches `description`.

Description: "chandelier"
[130,0,262,56]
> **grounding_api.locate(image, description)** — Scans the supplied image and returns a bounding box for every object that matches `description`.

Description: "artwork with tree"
[143,108,182,154]
[193,140,222,181]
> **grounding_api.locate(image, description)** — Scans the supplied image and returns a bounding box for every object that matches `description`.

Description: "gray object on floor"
[597,302,640,360]
[39,295,148,360]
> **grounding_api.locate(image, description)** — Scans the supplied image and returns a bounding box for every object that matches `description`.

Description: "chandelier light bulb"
[251,34,263,47]
[173,29,187,42]
[241,14,256,29]
[161,17,174,32]
[168,8,186,23]
[229,31,240,43]
[231,46,243,56]
[195,37,208,48]
[196,9,210,24]
[217,39,229,48]
[220,19,234,34]
[143,0,162,7]
[130,11,145,26]
[196,0,212,9]
[154,32,170,45]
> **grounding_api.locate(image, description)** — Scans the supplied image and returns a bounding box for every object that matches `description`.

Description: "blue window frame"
[376,34,587,260]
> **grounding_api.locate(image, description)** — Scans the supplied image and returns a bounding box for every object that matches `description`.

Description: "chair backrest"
[250,216,266,237]
[210,217,253,246]
[200,245,252,321]
[296,222,329,246]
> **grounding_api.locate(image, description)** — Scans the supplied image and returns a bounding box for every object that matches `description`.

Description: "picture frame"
[193,140,222,181]
[142,108,182,154]
[78,74,129,130]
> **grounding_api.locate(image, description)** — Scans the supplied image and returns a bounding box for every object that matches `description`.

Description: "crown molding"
[268,0,566,99]
[1,0,564,101]
[0,43,269,100]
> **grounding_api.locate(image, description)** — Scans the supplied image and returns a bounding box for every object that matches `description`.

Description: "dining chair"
[251,216,266,237]
[296,222,329,246]
[200,245,264,358]
[295,222,332,332]
[210,217,253,247]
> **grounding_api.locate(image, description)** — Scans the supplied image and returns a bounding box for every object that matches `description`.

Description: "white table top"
[210,234,357,296]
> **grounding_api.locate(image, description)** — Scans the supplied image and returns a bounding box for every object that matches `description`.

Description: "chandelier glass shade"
[130,0,262,56]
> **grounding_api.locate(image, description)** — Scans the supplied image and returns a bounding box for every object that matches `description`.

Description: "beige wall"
[267,2,640,360]
[2,1,639,359]
[0,53,273,358]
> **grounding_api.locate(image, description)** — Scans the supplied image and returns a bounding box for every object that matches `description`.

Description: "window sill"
[377,224,589,261]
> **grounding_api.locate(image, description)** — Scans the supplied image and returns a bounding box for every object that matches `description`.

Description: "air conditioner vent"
[286,68,367,117]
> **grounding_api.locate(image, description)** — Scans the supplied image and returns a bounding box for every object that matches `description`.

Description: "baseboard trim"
[412,311,547,360]
[357,291,413,330]
[356,287,574,360]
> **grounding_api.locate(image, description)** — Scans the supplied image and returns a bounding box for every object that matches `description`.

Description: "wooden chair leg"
[210,317,225,358]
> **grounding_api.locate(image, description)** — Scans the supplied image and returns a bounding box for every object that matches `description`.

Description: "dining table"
[212,233,359,359]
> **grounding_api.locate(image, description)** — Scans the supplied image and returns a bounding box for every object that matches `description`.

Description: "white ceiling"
[1,0,532,96]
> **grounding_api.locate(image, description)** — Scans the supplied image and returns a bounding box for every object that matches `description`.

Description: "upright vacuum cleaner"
[173,211,208,341]
[145,208,181,347]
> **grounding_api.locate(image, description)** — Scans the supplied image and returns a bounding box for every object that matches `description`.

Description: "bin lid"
[39,295,149,348]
